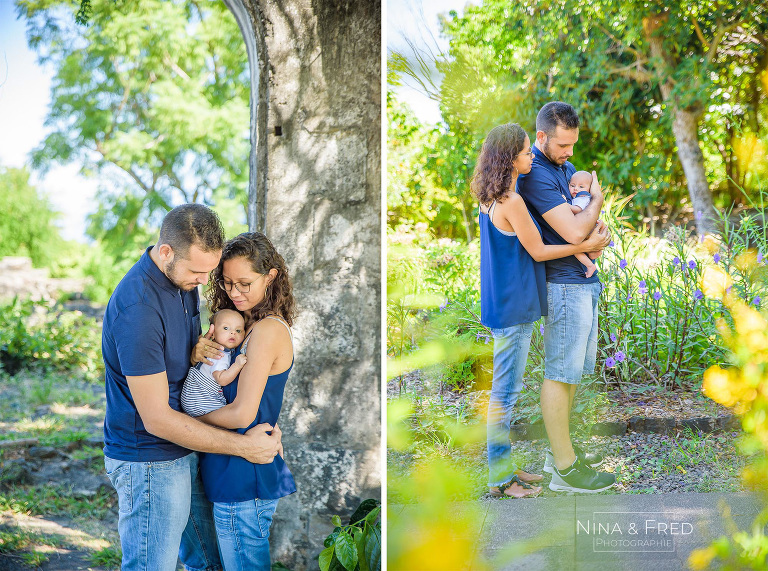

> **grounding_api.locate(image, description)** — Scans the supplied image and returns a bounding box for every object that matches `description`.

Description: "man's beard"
[541,139,568,166]
[164,258,197,291]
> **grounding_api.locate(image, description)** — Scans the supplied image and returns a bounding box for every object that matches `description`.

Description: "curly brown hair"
[205,232,297,327]
[470,123,528,205]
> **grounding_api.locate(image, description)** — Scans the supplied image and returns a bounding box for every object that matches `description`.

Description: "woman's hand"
[190,324,224,366]
[582,223,611,252]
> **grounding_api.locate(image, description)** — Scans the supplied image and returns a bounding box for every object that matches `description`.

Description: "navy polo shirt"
[102,247,202,461]
[517,146,600,284]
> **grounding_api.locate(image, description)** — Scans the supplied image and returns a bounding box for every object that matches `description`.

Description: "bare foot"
[585,263,597,278]
[515,469,543,483]
[490,482,543,498]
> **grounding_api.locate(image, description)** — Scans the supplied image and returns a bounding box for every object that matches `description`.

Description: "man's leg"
[179,453,222,571]
[541,378,576,470]
[542,282,614,492]
[105,454,194,571]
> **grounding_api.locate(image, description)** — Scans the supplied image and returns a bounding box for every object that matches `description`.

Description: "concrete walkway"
[392,492,763,570]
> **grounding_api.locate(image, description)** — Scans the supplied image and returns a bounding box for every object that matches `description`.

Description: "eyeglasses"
[216,279,251,294]
[516,149,534,158]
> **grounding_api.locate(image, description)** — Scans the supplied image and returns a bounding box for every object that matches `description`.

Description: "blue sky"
[0,0,98,243]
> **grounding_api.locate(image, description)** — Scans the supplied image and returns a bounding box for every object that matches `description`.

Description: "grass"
[90,545,122,567]
[0,484,116,521]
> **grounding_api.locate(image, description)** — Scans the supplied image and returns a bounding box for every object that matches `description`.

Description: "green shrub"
[0,297,102,379]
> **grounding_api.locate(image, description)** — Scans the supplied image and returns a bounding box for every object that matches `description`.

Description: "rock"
[0,459,33,487]
[509,423,546,441]
[629,417,677,434]
[717,415,741,431]
[680,417,715,433]
[27,446,60,460]
[591,421,627,437]
[33,405,51,419]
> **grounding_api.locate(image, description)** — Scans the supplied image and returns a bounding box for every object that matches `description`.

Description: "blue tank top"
[479,202,547,328]
[199,322,297,503]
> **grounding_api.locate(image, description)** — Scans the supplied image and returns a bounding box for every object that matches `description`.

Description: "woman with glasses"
[474,124,610,498]
[190,231,297,570]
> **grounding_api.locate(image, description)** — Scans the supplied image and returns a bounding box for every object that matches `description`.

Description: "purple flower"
[609,240,615,247]
[627,294,632,301]
[619,259,627,270]
[605,357,616,368]
[688,260,697,270]
[758,253,764,264]
[476,332,482,341]
[610,333,617,343]
[485,336,491,344]
[713,253,721,264]
[653,291,662,301]
[439,299,448,312]
[673,257,681,266]
[638,280,648,295]
[726,285,733,294]
[693,289,703,301]
[614,351,626,363]
[696,210,703,220]
[540,324,545,335]
[754,296,762,306]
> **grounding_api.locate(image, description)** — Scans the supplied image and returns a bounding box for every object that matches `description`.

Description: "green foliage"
[390,0,768,237]
[19,0,249,271]
[319,500,381,571]
[89,546,122,567]
[0,297,102,379]
[0,165,63,267]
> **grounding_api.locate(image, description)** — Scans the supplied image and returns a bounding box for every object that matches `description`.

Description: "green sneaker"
[543,445,604,474]
[549,458,615,493]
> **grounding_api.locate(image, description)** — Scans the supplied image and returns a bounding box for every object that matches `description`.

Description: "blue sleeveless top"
[199,324,297,503]
[479,202,547,328]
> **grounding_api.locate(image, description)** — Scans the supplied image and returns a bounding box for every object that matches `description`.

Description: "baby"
[568,170,601,278]
[181,309,247,417]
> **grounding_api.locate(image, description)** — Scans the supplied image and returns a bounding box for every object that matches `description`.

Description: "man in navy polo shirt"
[518,102,616,493]
[102,203,281,570]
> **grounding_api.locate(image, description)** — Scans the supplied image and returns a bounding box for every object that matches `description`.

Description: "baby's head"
[569,170,592,198]
[211,309,245,349]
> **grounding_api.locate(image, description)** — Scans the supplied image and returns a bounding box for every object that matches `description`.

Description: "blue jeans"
[487,322,534,486]
[543,282,601,384]
[104,452,221,571]
[213,498,279,571]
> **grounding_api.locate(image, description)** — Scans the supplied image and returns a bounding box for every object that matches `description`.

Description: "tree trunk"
[643,13,717,236]
[670,107,718,235]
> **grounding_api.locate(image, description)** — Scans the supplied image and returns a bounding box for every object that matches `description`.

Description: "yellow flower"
[701,265,733,299]
[688,546,717,570]
[703,366,738,407]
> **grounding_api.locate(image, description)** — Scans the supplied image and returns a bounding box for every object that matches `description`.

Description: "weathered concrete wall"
[229,0,381,567]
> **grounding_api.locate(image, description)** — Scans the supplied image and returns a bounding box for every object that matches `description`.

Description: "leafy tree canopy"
[0,165,63,267]
[17,0,250,260]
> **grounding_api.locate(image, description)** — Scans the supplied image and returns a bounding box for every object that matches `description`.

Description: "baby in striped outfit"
[181,309,247,417]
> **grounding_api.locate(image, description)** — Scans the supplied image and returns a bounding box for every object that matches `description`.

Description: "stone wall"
[230,0,381,566]
[0,257,87,303]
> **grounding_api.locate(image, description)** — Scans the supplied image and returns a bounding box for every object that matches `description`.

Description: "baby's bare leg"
[575,252,597,278]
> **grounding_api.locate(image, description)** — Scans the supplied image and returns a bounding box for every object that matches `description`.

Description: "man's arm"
[542,171,604,244]
[126,372,279,463]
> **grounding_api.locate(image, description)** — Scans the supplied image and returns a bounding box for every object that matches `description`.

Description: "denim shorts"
[104,452,221,571]
[543,281,601,384]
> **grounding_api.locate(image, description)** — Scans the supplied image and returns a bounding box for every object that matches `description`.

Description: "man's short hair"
[157,204,225,259]
[536,102,580,136]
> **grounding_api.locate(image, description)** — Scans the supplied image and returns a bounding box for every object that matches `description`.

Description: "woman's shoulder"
[247,316,292,344]
[496,192,525,211]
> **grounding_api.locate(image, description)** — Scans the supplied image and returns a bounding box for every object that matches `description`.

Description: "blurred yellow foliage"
[690,259,768,569]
